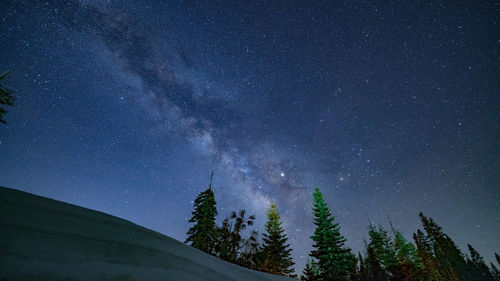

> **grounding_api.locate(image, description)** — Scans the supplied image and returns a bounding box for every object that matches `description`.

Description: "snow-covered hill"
[0,186,295,281]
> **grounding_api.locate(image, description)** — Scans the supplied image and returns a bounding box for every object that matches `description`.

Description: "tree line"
[185,174,500,281]
[184,173,296,277]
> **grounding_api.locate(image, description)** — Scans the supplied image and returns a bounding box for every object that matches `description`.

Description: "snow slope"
[0,186,295,281]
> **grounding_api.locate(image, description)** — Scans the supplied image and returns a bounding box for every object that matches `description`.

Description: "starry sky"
[1,0,499,272]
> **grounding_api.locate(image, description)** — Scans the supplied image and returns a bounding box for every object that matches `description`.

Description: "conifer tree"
[238,230,263,270]
[309,187,353,281]
[0,71,15,124]
[495,253,500,281]
[367,224,398,276]
[490,263,500,281]
[413,229,448,281]
[301,260,320,281]
[358,251,370,281]
[466,244,494,281]
[419,213,466,281]
[261,201,295,276]
[366,244,386,281]
[346,252,358,281]
[389,220,425,281]
[214,217,233,260]
[185,173,218,254]
[213,209,257,265]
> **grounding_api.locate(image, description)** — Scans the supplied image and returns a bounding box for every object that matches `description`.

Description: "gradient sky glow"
[1,0,499,272]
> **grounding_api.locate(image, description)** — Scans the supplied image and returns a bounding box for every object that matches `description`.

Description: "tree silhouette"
[185,173,218,254]
[213,209,257,264]
[0,71,14,124]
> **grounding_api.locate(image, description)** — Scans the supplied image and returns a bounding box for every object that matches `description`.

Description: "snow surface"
[0,186,295,281]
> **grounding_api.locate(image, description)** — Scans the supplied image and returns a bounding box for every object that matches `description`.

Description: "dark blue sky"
[1,0,499,271]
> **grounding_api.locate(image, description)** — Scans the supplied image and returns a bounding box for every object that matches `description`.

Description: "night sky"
[1,0,499,272]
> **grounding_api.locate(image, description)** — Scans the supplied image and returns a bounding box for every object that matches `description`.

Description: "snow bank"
[0,186,295,281]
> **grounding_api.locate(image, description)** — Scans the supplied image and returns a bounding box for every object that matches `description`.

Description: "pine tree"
[213,217,233,260]
[419,213,466,281]
[213,209,257,265]
[413,229,448,281]
[389,220,425,281]
[229,209,256,262]
[301,260,320,281]
[358,251,370,281]
[185,173,218,254]
[494,253,500,281]
[346,252,359,281]
[490,262,500,281]
[467,244,494,281]
[367,224,399,279]
[238,230,263,270]
[0,71,15,124]
[309,187,353,281]
[261,201,295,276]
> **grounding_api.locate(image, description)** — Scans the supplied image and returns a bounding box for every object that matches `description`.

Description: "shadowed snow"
[0,186,294,281]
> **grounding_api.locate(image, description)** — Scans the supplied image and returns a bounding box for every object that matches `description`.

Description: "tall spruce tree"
[466,244,494,281]
[419,213,467,281]
[261,201,295,276]
[367,224,399,277]
[413,229,448,281]
[309,187,353,281]
[185,173,218,254]
[366,245,386,281]
[389,220,425,281]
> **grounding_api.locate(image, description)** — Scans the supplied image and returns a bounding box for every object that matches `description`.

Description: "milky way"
[1,0,499,271]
